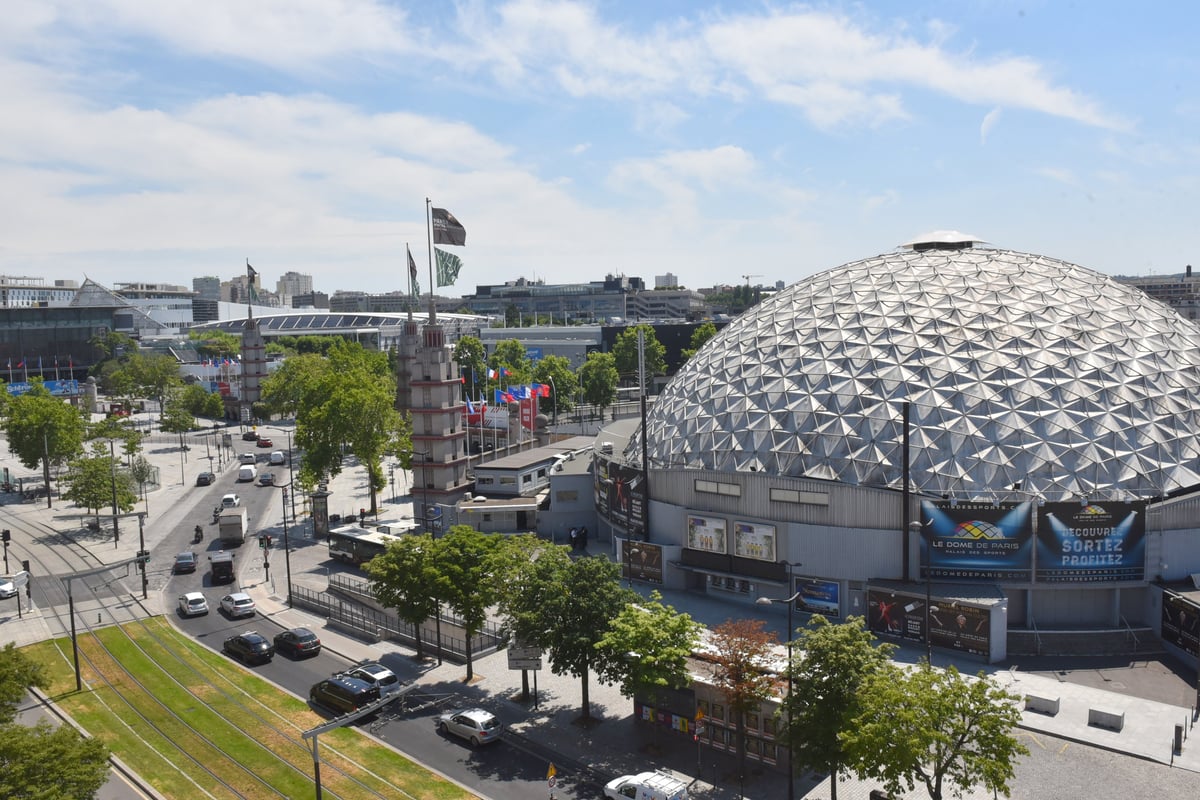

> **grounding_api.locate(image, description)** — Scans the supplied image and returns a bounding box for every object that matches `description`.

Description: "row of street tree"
[366,530,1026,800]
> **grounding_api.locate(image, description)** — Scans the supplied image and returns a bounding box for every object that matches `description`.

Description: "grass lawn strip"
[92,627,314,799]
[27,639,240,800]
[23,621,479,800]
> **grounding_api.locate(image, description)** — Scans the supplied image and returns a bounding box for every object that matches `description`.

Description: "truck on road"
[210,551,235,583]
[219,508,248,544]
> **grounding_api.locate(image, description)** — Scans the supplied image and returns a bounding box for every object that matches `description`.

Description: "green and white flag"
[407,245,420,298]
[435,247,463,287]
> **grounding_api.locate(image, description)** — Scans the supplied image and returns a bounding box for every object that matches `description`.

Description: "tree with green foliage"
[843,665,1027,800]
[88,330,135,362]
[490,537,570,698]
[532,355,577,419]
[260,353,328,420]
[681,321,719,361]
[612,324,667,387]
[579,351,618,421]
[489,340,533,385]
[160,395,195,436]
[178,383,224,418]
[707,618,780,781]
[60,443,137,519]
[784,616,894,800]
[129,454,154,510]
[366,534,443,660]
[3,384,87,503]
[595,591,702,710]
[540,555,634,720]
[0,721,111,800]
[453,336,488,398]
[86,416,142,464]
[188,329,241,360]
[436,525,503,681]
[122,352,182,419]
[0,643,45,724]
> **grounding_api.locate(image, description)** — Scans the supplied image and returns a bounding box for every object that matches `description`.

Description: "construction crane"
[742,273,763,286]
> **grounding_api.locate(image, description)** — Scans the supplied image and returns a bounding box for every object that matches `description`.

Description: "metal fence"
[290,582,504,663]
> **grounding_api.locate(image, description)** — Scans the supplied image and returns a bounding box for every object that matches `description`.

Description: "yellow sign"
[547,763,556,780]
[695,708,704,721]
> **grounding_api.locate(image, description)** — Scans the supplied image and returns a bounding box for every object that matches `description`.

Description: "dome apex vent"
[901,230,985,251]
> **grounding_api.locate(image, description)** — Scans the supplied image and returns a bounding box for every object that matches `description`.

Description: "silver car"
[219,592,255,618]
[435,707,503,746]
[177,592,209,616]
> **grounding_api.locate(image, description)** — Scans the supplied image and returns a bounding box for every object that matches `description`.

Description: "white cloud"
[980,107,1002,144]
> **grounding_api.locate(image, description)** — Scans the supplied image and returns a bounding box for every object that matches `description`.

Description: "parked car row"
[308,660,403,714]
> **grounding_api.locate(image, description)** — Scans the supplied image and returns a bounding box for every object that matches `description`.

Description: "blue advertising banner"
[795,576,840,618]
[920,500,1033,581]
[1035,501,1145,582]
[6,379,80,396]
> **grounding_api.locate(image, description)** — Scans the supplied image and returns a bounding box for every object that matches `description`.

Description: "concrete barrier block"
[1024,694,1060,716]
[1087,707,1125,732]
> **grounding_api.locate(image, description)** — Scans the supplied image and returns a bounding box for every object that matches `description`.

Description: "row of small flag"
[463,383,551,412]
[6,356,71,370]
[200,357,240,366]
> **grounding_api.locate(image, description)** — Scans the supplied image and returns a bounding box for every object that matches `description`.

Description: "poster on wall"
[866,589,922,643]
[733,521,777,562]
[1035,501,1146,582]
[1161,591,1200,658]
[687,514,727,554]
[928,603,991,657]
[795,577,840,618]
[920,500,1033,581]
[593,458,647,539]
[623,540,664,585]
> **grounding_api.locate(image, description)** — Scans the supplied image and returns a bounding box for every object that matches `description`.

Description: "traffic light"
[1,529,10,543]
[265,535,272,548]
[21,559,30,572]
[258,534,267,549]
[135,550,150,564]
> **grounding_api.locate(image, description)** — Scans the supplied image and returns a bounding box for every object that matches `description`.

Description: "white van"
[238,452,257,465]
[237,464,257,482]
[603,771,689,800]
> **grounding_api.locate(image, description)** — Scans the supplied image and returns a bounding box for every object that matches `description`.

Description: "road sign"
[508,644,543,671]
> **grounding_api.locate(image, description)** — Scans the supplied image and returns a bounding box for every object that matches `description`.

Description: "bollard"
[1176,724,1184,755]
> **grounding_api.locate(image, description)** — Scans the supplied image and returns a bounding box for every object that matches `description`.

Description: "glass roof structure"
[638,242,1200,502]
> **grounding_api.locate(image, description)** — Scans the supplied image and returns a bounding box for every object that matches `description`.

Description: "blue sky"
[1,1,1196,296]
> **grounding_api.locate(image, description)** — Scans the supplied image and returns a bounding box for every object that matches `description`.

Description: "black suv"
[195,471,215,486]
[274,627,322,659]
[309,676,380,714]
[242,431,260,441]
[223,631,274,665]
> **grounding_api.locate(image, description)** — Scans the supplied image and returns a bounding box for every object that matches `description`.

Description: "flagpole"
[406,243,414,321]
[425,199,437,324]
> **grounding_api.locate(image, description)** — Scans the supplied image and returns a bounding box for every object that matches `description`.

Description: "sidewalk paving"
[4,414,1200,800]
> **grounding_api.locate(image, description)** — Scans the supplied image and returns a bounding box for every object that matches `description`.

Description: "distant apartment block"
[1114,265,1200,321]
[193,275,221,301]
[655,272,679,289]
[0,275,78,308]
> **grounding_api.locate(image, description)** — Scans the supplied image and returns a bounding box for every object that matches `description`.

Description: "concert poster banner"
[733,521,777,562]
[623,540,664,585]
[1161,591,1200,658]
[920,500,1033,581]
[928,603,991,657]
[686,513,727,554]
[594,460,646,539]
[866,588,922,643]
[1035,501,1146,582]
[795,576,840,618]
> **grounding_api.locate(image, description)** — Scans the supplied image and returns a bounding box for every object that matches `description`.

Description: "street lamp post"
[545,374,557,425]
[910,520,932,665]
[108,439,120,544]
[755,585,800,800]
[282,485,294,607]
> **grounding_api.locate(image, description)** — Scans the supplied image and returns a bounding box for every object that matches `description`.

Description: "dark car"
[173,551,198,574]
[274,627,322,659]
[195,471,215,486]
[256,437,273,448]
[309,676,380,714]
[242,431,259,441]
[223,631,274,665]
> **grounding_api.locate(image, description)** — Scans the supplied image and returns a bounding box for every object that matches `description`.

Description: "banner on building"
[928,603,991,657]
[867,588,923,643]
[623,540,663,584]
[594,458,646,539]
[686,513,727,554]
[1035,501,1146,582]
[795,576,840,618]
[1161,591,1200,658]
[920,500,1033,581]
[733,521,776,562]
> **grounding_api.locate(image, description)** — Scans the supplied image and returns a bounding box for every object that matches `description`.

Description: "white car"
[342,662,403,696]
[177,592,209,616]
[435,707,503,746]
[221,493,240,508]
[269,450,286,466]
[220,592,255,618]
[0,578,17,599]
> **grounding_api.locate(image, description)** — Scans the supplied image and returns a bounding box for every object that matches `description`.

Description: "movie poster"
[867,589,922,643]
[920,500,1033,581]
[795,577,840,618]
[1161,591,1200,658]
[1035,501,1146,582]
[623,540,664,585]
[928,603,990,657]
[733,521,777,562]
[687,514,727,554]
[594,458,647,539]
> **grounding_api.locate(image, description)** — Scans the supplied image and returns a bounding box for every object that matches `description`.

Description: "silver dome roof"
[640,244,1200,501]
